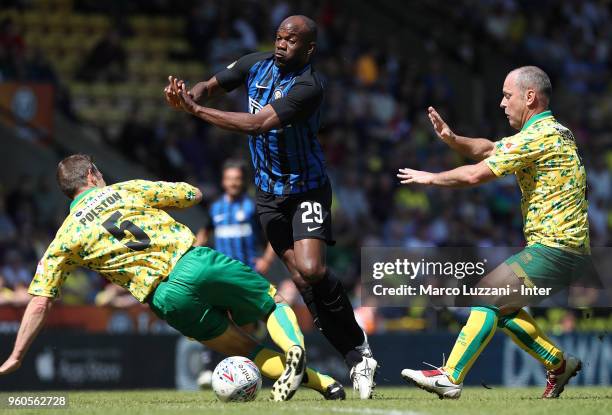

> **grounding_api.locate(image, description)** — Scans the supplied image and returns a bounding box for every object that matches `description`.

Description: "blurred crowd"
[0,0,610,332]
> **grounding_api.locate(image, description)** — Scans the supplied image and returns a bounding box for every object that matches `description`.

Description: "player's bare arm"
[397,160,496,187]
[173,81,283,135]
[0,295,52,375]
[164,75,226,110]
[428,106,495,160]
[254,243,276,275]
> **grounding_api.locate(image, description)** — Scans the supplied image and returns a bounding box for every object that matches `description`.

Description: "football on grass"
[212,356,262,402]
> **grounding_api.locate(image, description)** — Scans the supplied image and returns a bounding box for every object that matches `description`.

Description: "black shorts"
[256,181,335,256]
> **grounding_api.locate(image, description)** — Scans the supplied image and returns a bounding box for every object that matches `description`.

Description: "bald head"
[279,15,318,43]
[274,15,317,71]
[509,66,552,107]
[501,66,552,130]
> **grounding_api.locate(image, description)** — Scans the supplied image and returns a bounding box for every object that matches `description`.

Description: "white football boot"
[348,337,378,399]
[401,367,462,400]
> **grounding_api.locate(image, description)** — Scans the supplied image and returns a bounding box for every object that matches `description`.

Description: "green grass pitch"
[2,387,611,415]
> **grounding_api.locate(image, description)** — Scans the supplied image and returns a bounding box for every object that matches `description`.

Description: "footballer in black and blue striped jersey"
[215,50,326,196]
[165,15,377,399]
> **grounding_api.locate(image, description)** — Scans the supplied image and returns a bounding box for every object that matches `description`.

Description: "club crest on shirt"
[235,210,246,221]
[273,89,283,100]
[502,141,517,153]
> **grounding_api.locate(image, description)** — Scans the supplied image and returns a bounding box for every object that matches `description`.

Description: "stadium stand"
[0,0,610,334]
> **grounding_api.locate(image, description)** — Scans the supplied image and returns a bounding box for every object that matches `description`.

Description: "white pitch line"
[305,406,425,415]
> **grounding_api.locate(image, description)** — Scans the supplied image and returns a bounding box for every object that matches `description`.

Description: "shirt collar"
[70,188,97,211]
[521,110,553,132]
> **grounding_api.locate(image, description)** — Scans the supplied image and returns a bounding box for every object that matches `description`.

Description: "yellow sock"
[444,307,499,384]
[498,308,563,370]
[266,303,305,352]
[251,346,335,393]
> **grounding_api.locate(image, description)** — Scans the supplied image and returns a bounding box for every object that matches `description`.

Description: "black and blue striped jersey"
[209,194,259,268]
[215,52,328,196]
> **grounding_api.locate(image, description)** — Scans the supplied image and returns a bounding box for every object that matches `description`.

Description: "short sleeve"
[114,180,200,209]
[485,132,547,176]
[269,78,323,125]
[28,237,78,298]
[215,51,273,92]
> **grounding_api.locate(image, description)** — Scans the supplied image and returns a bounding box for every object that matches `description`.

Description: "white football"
[212,356,262,402]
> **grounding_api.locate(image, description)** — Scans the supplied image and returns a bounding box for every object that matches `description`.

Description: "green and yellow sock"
[266,303,305,352]
[249,346,334,393]
[444,306,499,384]
[498,308,563,370]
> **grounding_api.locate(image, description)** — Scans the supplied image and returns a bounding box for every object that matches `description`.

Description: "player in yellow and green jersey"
[397,66,588,399]
[0,154,345,401]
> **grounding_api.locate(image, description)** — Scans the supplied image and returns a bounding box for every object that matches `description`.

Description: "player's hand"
[254,257,272,275]
[164,75,186,109]
[174,82,199,114]
[427,106,456,144]
[0,355,21,375]
[397,168,435,185]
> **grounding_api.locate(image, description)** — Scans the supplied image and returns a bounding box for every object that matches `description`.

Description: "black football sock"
[312,271,366,356]
[300,285,353,356]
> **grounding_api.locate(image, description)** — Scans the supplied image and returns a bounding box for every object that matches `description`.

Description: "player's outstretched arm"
[173,81,282,134]
[397,160,496,188]
[0,295,53,375]
[428,107,495,161]
[164,75,225,109]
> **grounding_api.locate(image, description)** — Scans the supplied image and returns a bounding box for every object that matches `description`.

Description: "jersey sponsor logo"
[74,191,123,226]
[216,223,253,238]
[213,213,226,223]
[227,61,237,69]
[255,82,269,89]
[273,89,283,100]
[307,226,322,232]
[248,97,263,114]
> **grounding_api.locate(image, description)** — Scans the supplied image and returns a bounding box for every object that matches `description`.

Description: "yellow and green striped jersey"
[485,111,590,253]
[29,180,199,302]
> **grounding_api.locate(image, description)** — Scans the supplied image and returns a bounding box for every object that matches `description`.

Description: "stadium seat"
[46,13,70,34]
[22,11,46,31]
[87,15,110,34]
[128,16,150,36]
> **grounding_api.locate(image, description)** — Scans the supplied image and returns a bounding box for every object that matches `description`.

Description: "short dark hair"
[513,66,552,105]
[222,159,248,176]
[56,154,99,198]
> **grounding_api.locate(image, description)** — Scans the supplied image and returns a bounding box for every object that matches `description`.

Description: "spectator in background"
[59,268,96,305]
[22,47,57,83]
[198,159,276,275]
[207,26,248,72]
[336,171,370,225]
[186,0,220,62]
[1,250,30,306]
[0,18,25,61]
[95,283,139,308]
[0,273,14,306]
[76,29,126,83]
[0,197,17,245]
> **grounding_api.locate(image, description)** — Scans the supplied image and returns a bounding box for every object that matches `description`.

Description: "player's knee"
[290,272,310,291]
[297,261,326,284]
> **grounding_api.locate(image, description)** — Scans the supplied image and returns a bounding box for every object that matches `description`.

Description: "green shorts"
[505,243,593,290]
[148,247,276,341]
